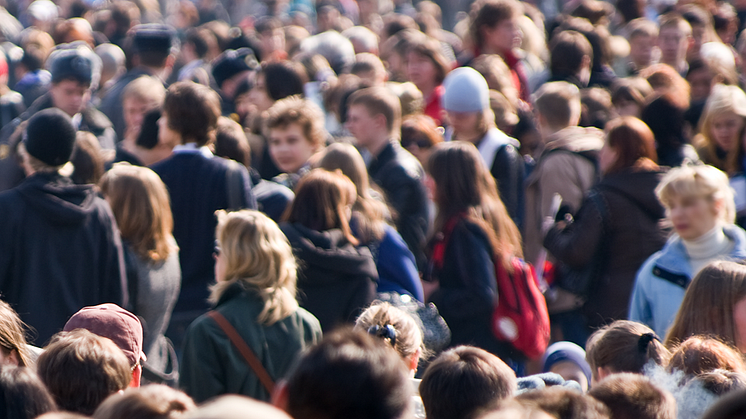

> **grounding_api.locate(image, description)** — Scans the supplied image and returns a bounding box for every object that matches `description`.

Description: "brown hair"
[121,76,166,107]
[471,54,519,106]
[639,64,691,110]
[585,320,671,378]
[658,12,693,36]
[70,131,105,185]
[283,169,359,245]
[266,96,326,150]
[549,30,593,78]
[534,81,582,129]
[92,385,195,419]
[0,301,32,367]
[627,18,659,39]
[406,35,451,85]
[667,336,746,379]
[348,87,402,137]
[400,114,443,151]
[470,0,522,50]
[588,373,676,419]
[162,81,221,146]
[214,116,251,167]
[516,386,610,419]
[603,117,658,175]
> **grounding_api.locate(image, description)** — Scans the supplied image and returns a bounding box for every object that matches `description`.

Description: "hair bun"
[367,325,397,347]
[638,333,659,353]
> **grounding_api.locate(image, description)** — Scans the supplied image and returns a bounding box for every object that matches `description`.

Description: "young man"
[548,30,593,88]
[657,13,693,76]
[346,86,430,270]
[625,18,658,76]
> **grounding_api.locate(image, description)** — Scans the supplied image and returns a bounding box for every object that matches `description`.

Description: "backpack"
[432,214,551,360]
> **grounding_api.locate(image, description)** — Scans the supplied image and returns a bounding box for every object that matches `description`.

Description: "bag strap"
[431,213,466,270]
[207,311,275,394]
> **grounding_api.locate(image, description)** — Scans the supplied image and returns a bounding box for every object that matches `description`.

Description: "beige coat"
[524,126,605,265]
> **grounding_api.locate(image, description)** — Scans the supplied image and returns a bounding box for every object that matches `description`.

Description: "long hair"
[211,210,299,325]
[604,116,658,175]
[0,301,32,367]
[696,84,746,173]
[427,141,522,270]
[99,164,176,262]
[665,261,746,349]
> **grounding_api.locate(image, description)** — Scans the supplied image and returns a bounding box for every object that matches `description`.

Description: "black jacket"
[281,223,378,331]
[0,173,127,345]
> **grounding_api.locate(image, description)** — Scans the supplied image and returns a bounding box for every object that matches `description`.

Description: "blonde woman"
[693,84,746,171]
[180,210,322,403]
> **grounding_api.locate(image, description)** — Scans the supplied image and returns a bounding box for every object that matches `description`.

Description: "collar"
[172,143,213,158]
[654,224,746,276]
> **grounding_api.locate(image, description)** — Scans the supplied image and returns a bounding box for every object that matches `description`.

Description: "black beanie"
[212,48,257,88]
[24,108,77,166]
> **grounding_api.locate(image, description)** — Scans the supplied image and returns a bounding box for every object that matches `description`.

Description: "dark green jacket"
[180,283,322,403]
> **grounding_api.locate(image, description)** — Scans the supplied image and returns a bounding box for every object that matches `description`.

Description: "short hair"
[162,81,221,146]
[656,165,736,224]
[285,328,412,419]
[0,365,57,419]
[0,300,32,367]
[400,114,443,151]
[604,116,658,174]
[21,46,46,72]
[588,373,676,419]
[255,16,282,35]
[92,385,196,419]
[515,387,610,419]
[184,395,293,419]
[470,0,522,50]
[419,346,517,419]
[266,96,326,149]
[341,26,379,54]
[658,13,692,37]
[37,329,131,416]
[70,131,104,185]
[351,53,386,83]
[585,320,671,378]
[348,86,402,136]
[355,302,424,362]
[626,18,659,39]
[533,81,581,129]
[184,28,213,59]
[666,336,746,376]
[259,61,306,101]
[214,116,251,167]
[550,30,593,77]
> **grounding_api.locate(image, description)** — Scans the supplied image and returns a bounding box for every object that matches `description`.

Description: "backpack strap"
[207,311,275,394]
[431,214,466,270]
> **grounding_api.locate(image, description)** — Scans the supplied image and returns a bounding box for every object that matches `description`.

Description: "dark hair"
[641,94,688,154]
[92,385,196,419]
[285,328,411,419]
[163,81,221,146]
[185,28,211,58]
[21,46,45,72]
[70,131,105,185]
[516,387,610,419]
[214,116,251,167]
[604,116,658,174]
[136,109,161,149]
[400,114,443,150]
[588,373,676,419]
[470,0,522,50]
[419,346,517,419]
[585,320,670,378]
[406,35,451,85]
[260,61,306,102]
[0,366,57,419]
[255,16,282,35]
[550,30,593,77]
[348,86,402,136]
[666,336,746,377]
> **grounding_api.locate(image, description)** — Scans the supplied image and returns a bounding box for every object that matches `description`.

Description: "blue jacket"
[629,224,746,336]
[374,225,424,301]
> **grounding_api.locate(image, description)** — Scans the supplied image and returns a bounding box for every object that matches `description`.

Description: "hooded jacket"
[281,223,378,331]
[0,173,127,344]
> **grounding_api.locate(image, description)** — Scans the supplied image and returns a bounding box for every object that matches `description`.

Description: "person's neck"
[481,45,507,58]
[682,224,729,259]
[365,135,392,158]
[419,82,435,99]
[454,129,485,144]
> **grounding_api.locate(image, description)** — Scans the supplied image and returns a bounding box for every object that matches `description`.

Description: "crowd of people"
[6,0,746,416]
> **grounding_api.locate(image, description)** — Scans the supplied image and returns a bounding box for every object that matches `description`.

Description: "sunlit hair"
[283,169,359,245]
[426,141,522,270]
[0,300,32,367]
[100,164,176,262]
[585,320,671,379]
[211,210,299,325]
[665,261,746,349]
[667,335,746,377]
[355,302,424,363]
[695,84,746,172]
[266,95,327,150]
[604,117,658,175]
[655,164,736,224]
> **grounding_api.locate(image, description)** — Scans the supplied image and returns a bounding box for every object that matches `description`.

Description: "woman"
[180,210,322,403]
[629,165,746,337]
[425,141,524,367]
[693,84,746,171]
[317,143,423,301]
[544,117,668,333]
[405,35,451,126]
[281,169,378,331]
[0,301,34,368]
[99,164,181,381]
[400,115,444,166]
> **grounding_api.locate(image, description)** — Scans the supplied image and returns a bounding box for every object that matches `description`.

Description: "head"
[95,43,126,87]
[20,108,77,176]
[48,45,101,116]
[37,329,131,415]
[347,87,402,150]
[351,53,387,87]
[255,16,285,58]
[471,54,519,107]
[533,81,582,135]
[130,24,177,70]
[266,96,326,174]
[214,117,251,167]
[92,385,195,419]
[355,302,424,372]
[160,81,221,146]
[470,0,523,54]
[248,61,306,114]
[515,387,610,419]
[541,341,593,392]
[420,346,516,419]
[211,210,298,325]
[0,301,32,368]
[611,77,652,117]
[342,26,379,55]
[211,48,255,97]
[667,335,746,376]
[441,67,492,141]
[0,366,57,419]
[400,114,443,164]
[122,76,166,138]
[588,373,676,419]
[190,395,293,419]
[585,320,671,385]
[405,35,450,92]
[699,84,746,156]
[626,19,658,70]
[655,165,735,240]
[70,131,105,185]
[600,116,658,175]
[549,30,593,84]
[657,13,693,68]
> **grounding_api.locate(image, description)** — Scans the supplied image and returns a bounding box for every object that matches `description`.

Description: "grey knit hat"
[441,67,490,113]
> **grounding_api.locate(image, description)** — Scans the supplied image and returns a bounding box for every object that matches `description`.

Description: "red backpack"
[432,215,550,360]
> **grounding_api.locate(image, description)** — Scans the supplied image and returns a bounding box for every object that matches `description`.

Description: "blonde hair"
[121,76,166,107]
[696,84,746,171]
[355,302,424,362]
[100,164,176,262]
[210,210,299,325]
[656,165,736,224]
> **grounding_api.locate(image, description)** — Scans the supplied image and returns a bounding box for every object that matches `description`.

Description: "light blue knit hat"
[441,66,490,113]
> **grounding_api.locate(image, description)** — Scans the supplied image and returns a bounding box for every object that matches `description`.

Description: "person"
[181,210,322,403]
[0,365,57,419]
[658,13,693,76]
[0,108,126,345]
[280,169,378,331]
[693,84,746,172]
[667,335,746,376]
[0,52,24,129]
[113,76,167,166]
[187,395,293,419]
[624,19,658,76]
[405,34,450,125]
[92,385,195,419]
[541,342,592,392]
[150,81,256,349]
[355,301,424,374]
[641,92,698,167]
[514,387,610,419]
[543,117,668,335]
[628,165,746,337]
[587,373,677,419]
[546,30,593,89]
[346,86,430,271]
[211,48,255,116]
[37,329,132,416]
[424,142,523,365]
[419,346,517,419]
[400,114,443,166]
[99,164,181,382]
[441,67,524,228]
[317,143,423,300]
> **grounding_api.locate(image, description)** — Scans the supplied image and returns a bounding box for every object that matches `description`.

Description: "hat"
[541,341,592,385]
[64,303,146,367]
[24,108,77,166]
[212,48,257,88]
[441,67,490,113]
[48,44,101,88]
[132,24,176,54]
[27,0,58,22]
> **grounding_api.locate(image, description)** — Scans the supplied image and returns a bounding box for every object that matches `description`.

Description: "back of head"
[70,131,104,185]
[317,142,370,197]
[163,81,221,146]
[355,302,424,363]
[419,346,517,419]
[214,116,251,167]
[349,86,402,136]
[515,387,610,419]
[603,116,658,174]
[667,336,746,377]
[534,81,581,130]
[549,30,592,78]
[285,328,412,419]
[22,108,77,169]
[261,61,306,101]
[186,395,292,419]
[585,320,670,379]
[92,384,196,419]
[588,373,676,419]
[37,329,131,415]
[131,24,177,68]
[0,365,56,419]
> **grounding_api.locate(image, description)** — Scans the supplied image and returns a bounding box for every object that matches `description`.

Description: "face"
[629,34,655,68]
[710,112,745,153]
[734,296,746,352]
[549,361,589,392]
[269,123,317,174]
[406,51,438,92]
[123,97,157,138]
[49,79,90,116]
[658,26,689,66]
[157,113,181,147]
[446,111,481,140]
[667,194,720,240]
[687,68,713,103]
[247,74,275,113]
[599,142,618,174]
[483,17,522,53]
[260,28,285,56]
[346,104,380,148]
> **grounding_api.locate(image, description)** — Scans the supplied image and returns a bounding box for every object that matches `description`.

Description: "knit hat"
[48,43,102,89]
[441,67,490,113]
[64,303,146,367]
[23,108,77,166]
[541,341,593,385]
[212,48,257,88]
[132,24,177,55]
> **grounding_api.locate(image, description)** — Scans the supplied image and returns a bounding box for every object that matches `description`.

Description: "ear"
[272,380,290,412]
[581,54,592,70]
[130,364,142,388]
[409,348,421,372]
[374,113,388,131]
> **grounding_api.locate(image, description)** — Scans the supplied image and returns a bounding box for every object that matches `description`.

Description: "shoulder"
[725,225,746,255]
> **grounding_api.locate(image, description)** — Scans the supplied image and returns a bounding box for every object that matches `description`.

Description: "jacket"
[180,283,322,403]
[543,168,669,327]
[524,126,604,265]
[628,224,746,336]
[367,223,423,301]
[0,173,127,344]
[281,223,378,331]
[477,127,525,229]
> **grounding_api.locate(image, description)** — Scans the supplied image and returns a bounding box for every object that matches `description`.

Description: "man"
[346,86,430,270]
[0,108,127,345]
[658,13,693,76]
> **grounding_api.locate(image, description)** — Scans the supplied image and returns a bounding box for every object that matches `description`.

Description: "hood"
[17,173,98,225]
[543,126,604,154]
[600,169,667,219]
